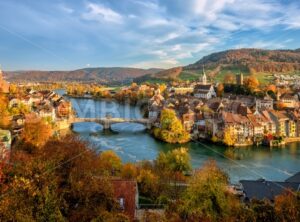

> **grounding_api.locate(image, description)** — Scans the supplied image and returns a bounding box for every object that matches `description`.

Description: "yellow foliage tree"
[154,109,190,143]
[222,128,235,146]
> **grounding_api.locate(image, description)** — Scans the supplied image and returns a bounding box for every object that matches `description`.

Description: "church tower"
[199,65,207,85]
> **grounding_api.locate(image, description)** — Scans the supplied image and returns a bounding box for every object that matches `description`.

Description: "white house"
[194,84,216,100]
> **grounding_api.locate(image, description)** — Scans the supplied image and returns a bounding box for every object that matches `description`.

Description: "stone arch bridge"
[70,117,151,130]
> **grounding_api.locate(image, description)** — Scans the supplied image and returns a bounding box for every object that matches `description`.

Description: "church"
[0,69,9,93]
[193,67,216,100]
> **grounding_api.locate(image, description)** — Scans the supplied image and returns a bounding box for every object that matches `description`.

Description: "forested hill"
[185,48,300,73]
[4,67,162,84]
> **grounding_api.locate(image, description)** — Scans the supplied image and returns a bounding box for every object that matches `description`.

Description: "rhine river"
[55,90,300,183]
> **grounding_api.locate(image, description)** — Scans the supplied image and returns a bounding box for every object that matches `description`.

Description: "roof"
[194,84,213,91]
[285,172,300,183]
[240,179,300,201]
[112,179,138,220]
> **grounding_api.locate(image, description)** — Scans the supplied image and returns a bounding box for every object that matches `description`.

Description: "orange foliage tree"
[21,114,52,149]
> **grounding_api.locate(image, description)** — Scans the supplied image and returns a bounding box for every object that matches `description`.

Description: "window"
[119,197,125,210]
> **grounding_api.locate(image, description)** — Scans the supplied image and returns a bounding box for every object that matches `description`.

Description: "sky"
[1,0,300,71]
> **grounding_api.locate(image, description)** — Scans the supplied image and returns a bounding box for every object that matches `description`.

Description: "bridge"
[70,117,151,130]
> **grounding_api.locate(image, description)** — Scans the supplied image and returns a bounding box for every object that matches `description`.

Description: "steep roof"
[240,179,300,201]
[194,84,213,91]
[285,172,300,183]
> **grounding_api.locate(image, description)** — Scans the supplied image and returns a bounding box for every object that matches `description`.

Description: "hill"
[184,48,300,82]
[4,67,163,85]
[134,67,183,83]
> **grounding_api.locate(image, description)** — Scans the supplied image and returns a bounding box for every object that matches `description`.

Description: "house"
[180,106,195,132]
[221,111,252,142]
[247,114,264,137]
[148,89,164,121]
[35,105,56,121]
[260,110,277,134]
[277,93,298,109]
[256,95,273,110]
[240,179,299,202]
[269,110,290,136]
[112,179,139,221]
[287,110,300,137]
[194,84,216,100]
[55,100,72,119]
[240,171,300,202]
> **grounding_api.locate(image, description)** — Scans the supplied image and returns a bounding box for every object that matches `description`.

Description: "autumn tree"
[21,114,52,149]
[173,160,239,221]
[266,84,277,93]
[222,128,236,146]
[153,109,190,143]
[244,75,259,92]
[137,169,159,198]
[217,83,224,97]
[223,73,235,84]
[0,135,126,221]
[0,94,10,129]
[274,191,300,222]
[121,163,137,179]
[156,147,191,175]
[98,150,122,175]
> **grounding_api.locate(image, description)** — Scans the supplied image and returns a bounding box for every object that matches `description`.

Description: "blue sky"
[1,0,300,71]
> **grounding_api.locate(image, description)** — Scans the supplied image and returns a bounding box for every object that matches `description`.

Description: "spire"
[200,64,207,85]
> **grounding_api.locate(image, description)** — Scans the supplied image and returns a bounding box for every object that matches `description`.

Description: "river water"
[55,90,300,183]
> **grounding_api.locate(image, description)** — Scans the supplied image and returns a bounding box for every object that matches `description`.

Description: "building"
[277,93,298,109]
[194,84,216,100]
[0,69,9,93]
[193,66,217,99]
[236,73,244,85]
[269,110,296,137]
[112,179,139,221]
[55,100,72,119]
[240,171,300,202]
[148,89,164,121]
[256,95,273,110]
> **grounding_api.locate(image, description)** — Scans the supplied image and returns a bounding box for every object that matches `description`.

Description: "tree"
[0,135,124,221]
[121,163,137,179]
[98,150,122,175]
[157,148,191,174]
[244,75,259,91]
[266,84,277,93]
[223,73,235,84]
[21,115,52,149]
[137,169,159,198]
[174,160,238,221]
[153,109,190,144]
[217,83,224,97]
[222,128,235,146]
[274,191,300,222]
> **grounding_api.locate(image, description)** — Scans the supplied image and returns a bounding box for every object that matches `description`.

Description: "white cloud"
[131,58,180,69]
[82,3,123,24]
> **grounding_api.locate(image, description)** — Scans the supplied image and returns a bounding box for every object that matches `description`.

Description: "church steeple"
[200,64,207,85]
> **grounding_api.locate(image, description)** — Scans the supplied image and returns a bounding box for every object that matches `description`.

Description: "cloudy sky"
[1,0,300,70]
